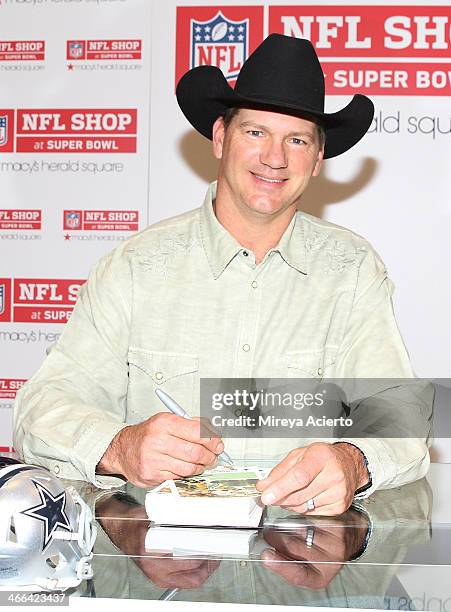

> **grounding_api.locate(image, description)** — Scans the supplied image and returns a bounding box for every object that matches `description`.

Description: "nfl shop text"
[0,210,41,230]
[0,109,138,153]
[0,279,85,323]
[0,379,26,400]
[176,5,451,95]
[63,210,139,232]
[269,6,451,55]
[67,39,142,61]
[271,5,451,95]
[66,38,144,72]
[0,40,45,61]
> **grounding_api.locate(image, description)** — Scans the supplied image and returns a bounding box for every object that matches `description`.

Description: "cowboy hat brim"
[176,65,374,159]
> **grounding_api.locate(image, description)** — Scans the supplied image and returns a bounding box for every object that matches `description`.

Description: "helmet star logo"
[21,480,71,551]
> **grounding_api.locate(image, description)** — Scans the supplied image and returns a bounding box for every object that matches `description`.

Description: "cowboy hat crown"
[176,33,374,158]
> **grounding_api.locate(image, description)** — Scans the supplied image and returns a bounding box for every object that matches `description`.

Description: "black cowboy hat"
[176,33,374,159]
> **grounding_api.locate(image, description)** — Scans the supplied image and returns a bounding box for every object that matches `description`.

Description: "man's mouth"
[252,173,287,184]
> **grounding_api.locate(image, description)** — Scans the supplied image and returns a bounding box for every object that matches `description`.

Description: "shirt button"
[155,371,164,381]
[235,409,242,417]
[54,465,60,475]
[251,281,258,289]
[242,251,248,257]
[242,344,250,352]
[317,368,323,376]
[240,560,247,568]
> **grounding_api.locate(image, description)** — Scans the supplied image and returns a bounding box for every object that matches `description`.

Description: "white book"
[145,526,260,557]
[145,466,267,528]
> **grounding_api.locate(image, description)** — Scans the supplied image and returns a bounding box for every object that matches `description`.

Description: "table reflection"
[86,477,433,606]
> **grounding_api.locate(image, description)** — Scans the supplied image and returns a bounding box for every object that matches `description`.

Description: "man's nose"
[260,138,288,169]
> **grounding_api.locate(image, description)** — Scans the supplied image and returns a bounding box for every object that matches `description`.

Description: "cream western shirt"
[14,182,432,490]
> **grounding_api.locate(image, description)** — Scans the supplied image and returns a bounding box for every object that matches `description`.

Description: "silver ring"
[305,527,315,548]
[306,498,315,511]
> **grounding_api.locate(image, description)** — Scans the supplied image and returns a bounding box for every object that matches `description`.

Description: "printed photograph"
[158,467,262,497]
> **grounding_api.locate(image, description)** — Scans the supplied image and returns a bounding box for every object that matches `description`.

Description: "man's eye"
[290,137,306,145]
[248,130,263,137]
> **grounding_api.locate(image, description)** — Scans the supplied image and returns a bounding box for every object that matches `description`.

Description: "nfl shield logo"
[0,284,5,316]
[191,11,248,81]
[68,41,84,60]
[0,116,8,147]
[65,211,81,230]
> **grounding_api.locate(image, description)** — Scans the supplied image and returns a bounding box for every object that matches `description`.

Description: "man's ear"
[212,116,225,160]
[312,147,324,177]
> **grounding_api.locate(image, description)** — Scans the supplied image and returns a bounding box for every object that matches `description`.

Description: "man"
[14,35,431,515]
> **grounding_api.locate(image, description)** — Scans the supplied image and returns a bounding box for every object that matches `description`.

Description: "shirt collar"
[272,209,308,275]
[199,181,308,279]
[199,182,243,279]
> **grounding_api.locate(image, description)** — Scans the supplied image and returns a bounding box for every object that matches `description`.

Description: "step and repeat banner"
[0,0,450,459]
[0,0,151,450]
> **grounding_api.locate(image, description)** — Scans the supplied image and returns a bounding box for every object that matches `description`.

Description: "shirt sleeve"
[333,243,433,496]
[13,245,133,489]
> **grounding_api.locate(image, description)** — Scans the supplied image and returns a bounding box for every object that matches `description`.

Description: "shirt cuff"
[335,438,392,499]
[73,419,129,489]
[348,501,374,561]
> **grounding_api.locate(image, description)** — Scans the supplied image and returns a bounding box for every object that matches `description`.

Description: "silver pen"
[155,388,234,467]
[159,588,179,601]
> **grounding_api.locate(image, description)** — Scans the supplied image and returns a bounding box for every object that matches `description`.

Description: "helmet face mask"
[0,462,97,592]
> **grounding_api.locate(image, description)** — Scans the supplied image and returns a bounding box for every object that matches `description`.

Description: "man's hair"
[221,106,326,150]
[222,106,241,130]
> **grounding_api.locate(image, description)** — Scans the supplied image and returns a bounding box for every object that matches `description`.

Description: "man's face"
[212,108,324,220]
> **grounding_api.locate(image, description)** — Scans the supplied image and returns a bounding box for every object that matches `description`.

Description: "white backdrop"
[0,0,450,460]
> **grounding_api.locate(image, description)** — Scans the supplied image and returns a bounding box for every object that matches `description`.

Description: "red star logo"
[67,63,74,71]
[64,234,71,241]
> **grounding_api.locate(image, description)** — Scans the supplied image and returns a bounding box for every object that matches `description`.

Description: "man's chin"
[244,197,291,217]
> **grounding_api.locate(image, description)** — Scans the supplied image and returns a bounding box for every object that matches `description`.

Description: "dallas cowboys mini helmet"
[0,458,97,592]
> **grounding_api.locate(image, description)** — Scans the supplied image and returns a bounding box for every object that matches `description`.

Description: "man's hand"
[138,555,221,590]
[96,412,224,487]
[261,510,369,588]
[96,494,220,589]
[256,442,369,515]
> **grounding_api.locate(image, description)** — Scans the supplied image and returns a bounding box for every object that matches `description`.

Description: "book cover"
[145,466,268,528]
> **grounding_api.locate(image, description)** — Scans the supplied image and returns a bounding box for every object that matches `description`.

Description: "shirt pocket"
[283,349,338,428]
[127,348,199,422]
[284,349,336,380]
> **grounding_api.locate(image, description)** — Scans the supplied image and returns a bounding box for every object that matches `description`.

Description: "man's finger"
[261,550,320,588]
[155,452,209,478]
[259,461,320,505]
[195,415,222,440]
[135,470,181,488]
[263,528,335,563]
[273,475,330,509]
[147,558,219,589]
[256,449,303,491]
[163,558,207,574]
[163,435,220,467]
[167,560,220,589]
[302,499,352,517]
[159,413,224,454]
[283,487,351,516]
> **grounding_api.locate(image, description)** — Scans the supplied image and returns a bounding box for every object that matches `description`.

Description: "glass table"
[68,462,451,609]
